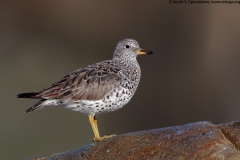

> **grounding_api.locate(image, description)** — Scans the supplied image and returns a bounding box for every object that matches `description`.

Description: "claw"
[93,134,116,142]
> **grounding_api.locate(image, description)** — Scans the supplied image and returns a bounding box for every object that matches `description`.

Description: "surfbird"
[17,38,153,141]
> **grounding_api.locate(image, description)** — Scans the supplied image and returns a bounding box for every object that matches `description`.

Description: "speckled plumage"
[17,38,153,140]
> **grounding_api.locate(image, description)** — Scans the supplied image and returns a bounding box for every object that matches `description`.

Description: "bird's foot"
[93,134,116,142]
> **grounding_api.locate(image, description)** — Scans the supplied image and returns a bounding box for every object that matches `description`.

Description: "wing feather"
[35,61,122,101]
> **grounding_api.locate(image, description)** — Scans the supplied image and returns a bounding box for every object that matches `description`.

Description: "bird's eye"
[125,45,130,48]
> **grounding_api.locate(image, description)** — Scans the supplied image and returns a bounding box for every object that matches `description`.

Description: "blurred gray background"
[1,1,240,159]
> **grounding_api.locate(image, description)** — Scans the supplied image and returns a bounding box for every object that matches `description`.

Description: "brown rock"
[30,121,240,160]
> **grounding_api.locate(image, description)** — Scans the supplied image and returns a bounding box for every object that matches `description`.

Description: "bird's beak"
[135,49,153,55]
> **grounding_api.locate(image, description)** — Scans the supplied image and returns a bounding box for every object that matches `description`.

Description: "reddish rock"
[30,121,240,160]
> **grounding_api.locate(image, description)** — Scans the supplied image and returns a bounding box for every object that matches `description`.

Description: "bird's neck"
[113,57,139,68]
[113,57,141,81]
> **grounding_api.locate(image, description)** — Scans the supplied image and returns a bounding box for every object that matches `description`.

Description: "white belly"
[64,87,134,115]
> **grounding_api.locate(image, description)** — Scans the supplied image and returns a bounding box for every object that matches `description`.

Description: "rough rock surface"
[29,121,240,160]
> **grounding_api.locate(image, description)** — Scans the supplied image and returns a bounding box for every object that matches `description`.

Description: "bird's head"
[113,38,153,61]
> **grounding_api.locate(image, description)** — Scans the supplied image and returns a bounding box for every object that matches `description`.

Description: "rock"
[29,121,240,160]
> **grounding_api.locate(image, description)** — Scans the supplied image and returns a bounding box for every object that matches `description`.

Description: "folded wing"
[35,61,123,102]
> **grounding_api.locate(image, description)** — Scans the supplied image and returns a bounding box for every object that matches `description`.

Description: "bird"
[17,38,153,141]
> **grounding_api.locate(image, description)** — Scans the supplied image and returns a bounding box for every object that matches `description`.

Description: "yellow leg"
[88,115,116,141]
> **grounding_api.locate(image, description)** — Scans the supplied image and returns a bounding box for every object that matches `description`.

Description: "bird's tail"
[17,92,39,98]
[25,99,47,113]
[17,92,47,113]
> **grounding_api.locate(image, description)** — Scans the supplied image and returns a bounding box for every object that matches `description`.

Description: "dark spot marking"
[96,105,99,107]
